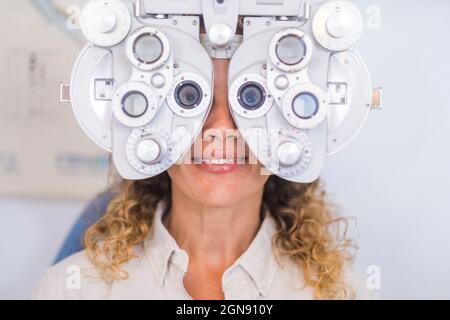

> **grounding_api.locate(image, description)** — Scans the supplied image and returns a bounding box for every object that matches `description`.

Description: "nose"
[202,98,239,141]
[202,59,240,141]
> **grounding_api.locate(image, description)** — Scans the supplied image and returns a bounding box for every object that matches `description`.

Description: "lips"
[192,157,247,174]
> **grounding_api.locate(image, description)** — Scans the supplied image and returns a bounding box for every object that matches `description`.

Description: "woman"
[33,58,366,300]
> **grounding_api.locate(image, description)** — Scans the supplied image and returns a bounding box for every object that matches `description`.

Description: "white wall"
[1,0,450,300]
[322,0,450,299]
[0,198,84,299]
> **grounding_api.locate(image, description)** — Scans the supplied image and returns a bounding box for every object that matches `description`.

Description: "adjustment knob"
[312,1,363,52]
[326,11,353,38]
[80,0,131,47]
[136,139,163,164]
[208,23,234,47]
[90,7,117,34]
[277,141,303,167]
[126,126,175,176]
[274,75,290,90]
[261,129,313,178]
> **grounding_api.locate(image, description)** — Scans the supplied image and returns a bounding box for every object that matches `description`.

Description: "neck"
[164,185,264,268]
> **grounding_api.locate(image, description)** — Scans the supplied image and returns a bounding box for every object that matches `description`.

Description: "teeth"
[192,157,247,164]
[209,159,229,165]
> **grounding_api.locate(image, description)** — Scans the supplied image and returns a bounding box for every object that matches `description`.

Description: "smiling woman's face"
[167,59,270,208]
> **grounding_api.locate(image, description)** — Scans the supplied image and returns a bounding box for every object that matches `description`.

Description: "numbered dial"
[126,126,176,175]
[80,0,131,47]
[263,129,313,178]
[312,1,364,52]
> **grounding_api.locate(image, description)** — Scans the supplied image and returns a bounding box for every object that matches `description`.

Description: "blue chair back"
[53,191,114,264]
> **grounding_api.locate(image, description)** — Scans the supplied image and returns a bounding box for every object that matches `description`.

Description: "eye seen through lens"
[276,34,307,66]
[292,92,319,119]
[133,33,163,64]
[122,91,148,118]
[175,81,203,109]
[237,82,266,111]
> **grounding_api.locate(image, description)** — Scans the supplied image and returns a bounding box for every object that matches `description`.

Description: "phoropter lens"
[238,82,266,111]
[122,91,148,118]
[276,34,307,66]
[292,92,319,119]
[175,81,203,109]
[133,33,163,64]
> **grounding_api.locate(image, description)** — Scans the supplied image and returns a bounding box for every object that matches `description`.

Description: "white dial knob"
[151,73,166,89]
[262,129,313,178]
[274,75,290,91]
[126,127,175,176]
[80,0,131,47]
[277,141,303,167]
[136,139,162,164]
[90,7,117,34]
[326,11,354,38]
[208,23,234,47]
[312,1,364,52]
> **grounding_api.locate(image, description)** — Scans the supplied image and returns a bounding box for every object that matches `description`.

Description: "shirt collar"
[144,200,179,286]
[144,201,280,297]
[235,205,280,297]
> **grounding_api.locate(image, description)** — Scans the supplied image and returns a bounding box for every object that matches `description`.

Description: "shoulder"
[269,254,380,300]
[32,242,164,300]
[32,250,110,300]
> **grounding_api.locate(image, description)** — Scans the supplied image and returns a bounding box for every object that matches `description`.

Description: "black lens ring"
[121,91,149,118]
[237,81,267,111]
[174,80,203,110]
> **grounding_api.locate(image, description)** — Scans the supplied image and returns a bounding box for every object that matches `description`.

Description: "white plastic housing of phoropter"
[67,0,382,183]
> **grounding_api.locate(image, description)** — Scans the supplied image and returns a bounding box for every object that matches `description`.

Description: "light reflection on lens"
[292,92,319,119]
[133,34,163,64]
[276,35,307,66]
[122,91,148,118]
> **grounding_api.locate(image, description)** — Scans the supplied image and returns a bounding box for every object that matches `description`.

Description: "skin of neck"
[164,183,265,269]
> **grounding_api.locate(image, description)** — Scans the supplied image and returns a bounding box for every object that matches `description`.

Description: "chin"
[195,190,245,208]
[168,162,268,208]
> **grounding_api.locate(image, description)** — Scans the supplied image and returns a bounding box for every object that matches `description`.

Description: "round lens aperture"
[133,33,163,64]
[122,91,148,118]
[175,81,203,109]
[292,92,319,119]
[238,82,266,111]
[276,34,307,66]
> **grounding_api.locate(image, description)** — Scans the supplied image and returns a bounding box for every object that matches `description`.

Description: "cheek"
[167,163,269,206]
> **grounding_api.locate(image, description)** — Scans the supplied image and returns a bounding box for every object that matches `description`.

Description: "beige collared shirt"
[33,201,371,300]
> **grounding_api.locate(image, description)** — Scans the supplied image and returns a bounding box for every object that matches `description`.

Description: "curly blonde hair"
[84,172,355,299]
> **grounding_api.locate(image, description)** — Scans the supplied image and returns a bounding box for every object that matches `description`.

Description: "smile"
[191,157,247,174]
[194,157,246,165]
